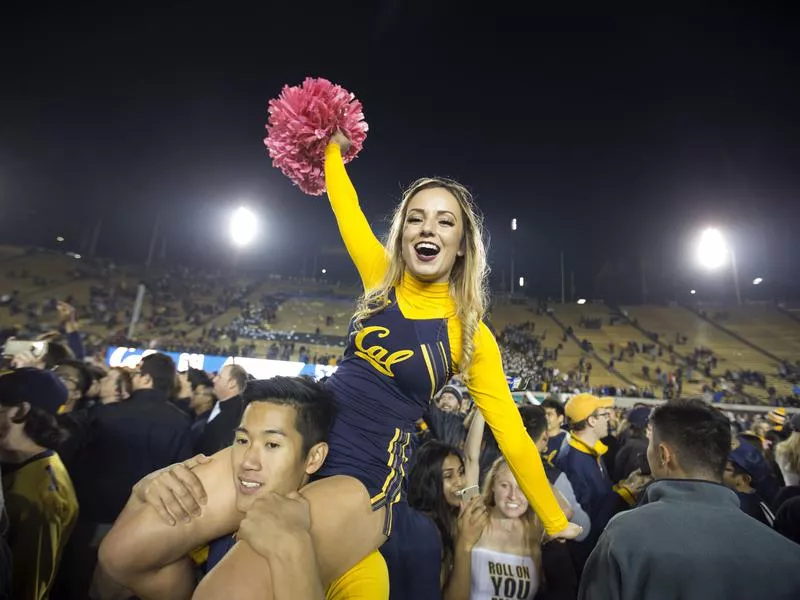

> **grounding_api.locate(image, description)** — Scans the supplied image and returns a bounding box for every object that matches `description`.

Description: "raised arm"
[463,408,485,487]
[324,141,388,289]
[467,322,572,537]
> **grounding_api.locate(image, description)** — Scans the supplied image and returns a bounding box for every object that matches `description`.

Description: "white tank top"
[469,546,538,600]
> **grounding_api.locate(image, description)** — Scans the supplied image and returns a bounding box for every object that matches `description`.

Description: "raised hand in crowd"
[329,130,351,152]
[617,468,654,499]
[57,300,79,332]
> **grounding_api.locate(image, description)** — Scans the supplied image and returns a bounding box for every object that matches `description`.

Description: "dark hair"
[626,421,649,440]
[86,364,106,383]
[112,367,133,398]
[408,440,462,578]
[43,342,74,370]
[11,405,67,449]
[650,399,731,480]
[738,433,765,456]
[540,398,565,418]
[227,364,248,394]
[729,461,751,483]
[243,376,336,455]
[519,404,547,442]
[570,417,591,432]
[187,368,213,390]
[140,353,177,395]
[56,359,92,396]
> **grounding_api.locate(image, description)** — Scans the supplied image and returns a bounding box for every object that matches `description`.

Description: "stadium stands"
[0,245,798,406]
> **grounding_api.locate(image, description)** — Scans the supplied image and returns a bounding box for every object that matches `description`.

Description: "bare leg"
[194,475,387,600]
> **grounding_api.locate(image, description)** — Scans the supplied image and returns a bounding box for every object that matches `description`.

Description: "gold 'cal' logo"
[354,326,414,377]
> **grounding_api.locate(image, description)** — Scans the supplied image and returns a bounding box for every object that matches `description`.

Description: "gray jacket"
[579,479,800,600]
[553,472,591,542]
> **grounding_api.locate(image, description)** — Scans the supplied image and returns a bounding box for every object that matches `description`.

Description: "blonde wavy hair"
[775,432,800,480]
[481,457,543,575]
[351,177,489,377]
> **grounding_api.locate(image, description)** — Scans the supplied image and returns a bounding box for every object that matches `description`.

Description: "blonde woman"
[100,133,578,600]
[446,457,544,600]
[775,416,800,487]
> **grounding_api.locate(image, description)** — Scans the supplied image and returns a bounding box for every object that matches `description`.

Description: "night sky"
[2,2,798,303]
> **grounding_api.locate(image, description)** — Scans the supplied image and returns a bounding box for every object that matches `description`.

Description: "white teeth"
[415,242,440,251]
[506,503,519,508]
[240,479,261,488]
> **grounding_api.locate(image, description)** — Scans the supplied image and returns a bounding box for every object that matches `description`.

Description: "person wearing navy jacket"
[556,394,638,571]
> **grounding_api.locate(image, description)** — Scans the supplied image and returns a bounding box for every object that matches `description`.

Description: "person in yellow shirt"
[0,368,77,600]
[100,133,579,600]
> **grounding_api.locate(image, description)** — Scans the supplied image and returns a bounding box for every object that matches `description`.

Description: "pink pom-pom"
[264,78,368,196]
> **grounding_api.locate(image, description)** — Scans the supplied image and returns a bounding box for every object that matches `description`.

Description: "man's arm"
[196,492,325,600]
[554,472,591,542]
[267,532,326,600]
[578,527,623,600]
[98,449,241,600]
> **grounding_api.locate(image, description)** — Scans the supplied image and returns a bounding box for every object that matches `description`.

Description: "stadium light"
[321,268,327,275]
[690,289,697,295]
[752,277,763,286]
[56,236,64,242]
[697,228,728,269]
[695,227,741,305]
[577,298,587,305]
[511,218,517,232]
[518,276,524,288]
[230,207,257,247]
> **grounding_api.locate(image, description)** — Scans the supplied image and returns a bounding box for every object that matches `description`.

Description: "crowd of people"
[2,248,797,409]
[2,332,800,599]
[2,131,800,600]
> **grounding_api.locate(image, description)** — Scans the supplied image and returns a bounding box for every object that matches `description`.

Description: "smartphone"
[457,485,480,503]
[637,452,652,476]
[3,340,48,358]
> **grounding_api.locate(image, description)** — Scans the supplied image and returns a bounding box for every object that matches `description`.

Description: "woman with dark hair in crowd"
[406,440,489,598]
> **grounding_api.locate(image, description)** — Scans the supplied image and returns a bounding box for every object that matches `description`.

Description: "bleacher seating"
[547,303,707,397]
[625,305,795,402]
[0,245,797,407]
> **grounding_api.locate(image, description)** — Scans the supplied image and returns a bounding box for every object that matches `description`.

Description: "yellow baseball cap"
[565,393,614,423]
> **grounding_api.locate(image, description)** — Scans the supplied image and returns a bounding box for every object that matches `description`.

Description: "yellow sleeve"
[466,322,569,535]
[324,143,389,290]
[10,497,72,600]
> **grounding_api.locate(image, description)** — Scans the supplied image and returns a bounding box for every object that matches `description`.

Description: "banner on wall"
[105,346,338,380]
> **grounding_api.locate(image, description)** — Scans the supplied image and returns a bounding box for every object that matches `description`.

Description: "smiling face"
[441,453,466,508]
[230,402,310,512]
[436,391,461,413]
[400,187,465,284]
[490,463,529,519]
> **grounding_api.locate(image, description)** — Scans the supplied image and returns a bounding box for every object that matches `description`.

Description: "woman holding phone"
[406,440,489,598]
